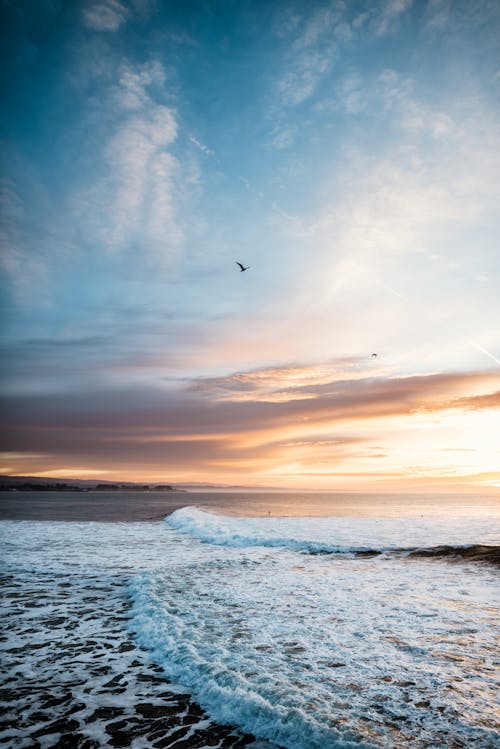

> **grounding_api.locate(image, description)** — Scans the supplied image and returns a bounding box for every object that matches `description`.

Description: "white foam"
[127,509,500,748]
[165,505,500,552]
[2,513,499,749]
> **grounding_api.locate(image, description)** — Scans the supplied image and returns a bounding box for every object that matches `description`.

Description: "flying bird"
[371,353,378,358]
[236,262,250,272]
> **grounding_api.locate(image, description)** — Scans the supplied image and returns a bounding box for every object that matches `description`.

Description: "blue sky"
[1,0,499,487]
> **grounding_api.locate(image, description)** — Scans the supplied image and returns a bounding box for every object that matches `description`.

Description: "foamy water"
[131,508,500,748]
[1,501,499,748]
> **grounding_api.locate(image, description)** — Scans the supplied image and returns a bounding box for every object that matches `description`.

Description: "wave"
[166,506,500,564]
[129,572,375,749]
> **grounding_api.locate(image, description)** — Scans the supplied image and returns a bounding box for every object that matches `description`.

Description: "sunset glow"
[1,0,499,492]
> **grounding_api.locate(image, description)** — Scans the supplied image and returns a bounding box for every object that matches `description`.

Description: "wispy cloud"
[268,54,500,368]
[423,0,452,32]
[188,359,386,403]
[373,0,413,37]
[73,59,184,263]
[0,173,63,302]
[189,136,214,156]
[81,0,155,31]
[272,0,414,115]
[276,50,333,107]
[82,0,130,31]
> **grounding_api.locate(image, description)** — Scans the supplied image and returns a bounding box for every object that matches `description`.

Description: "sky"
[1,0,499,491]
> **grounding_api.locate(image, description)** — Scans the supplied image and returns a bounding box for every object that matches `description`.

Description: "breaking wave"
[165,506,500,564]
[130,509,500,748]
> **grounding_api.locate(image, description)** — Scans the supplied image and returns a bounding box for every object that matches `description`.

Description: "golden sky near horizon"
[2,362,499,491]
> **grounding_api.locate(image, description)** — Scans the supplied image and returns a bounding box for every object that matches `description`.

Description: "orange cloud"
[1,363,499,489]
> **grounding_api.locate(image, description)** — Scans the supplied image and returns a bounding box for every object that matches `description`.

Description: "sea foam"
[128,508,500,749]
[165,505,500,554]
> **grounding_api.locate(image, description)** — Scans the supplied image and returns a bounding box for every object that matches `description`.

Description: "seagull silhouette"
[236,261,250,272]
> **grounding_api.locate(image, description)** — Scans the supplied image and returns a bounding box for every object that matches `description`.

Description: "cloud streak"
[2,364,499,487]
[82,0,130,31]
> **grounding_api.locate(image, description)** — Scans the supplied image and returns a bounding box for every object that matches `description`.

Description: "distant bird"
[236,261,250,272]
[371,353,378,358]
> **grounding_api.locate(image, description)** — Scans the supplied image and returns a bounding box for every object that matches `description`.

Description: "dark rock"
[152,727,187,748]
[136,703,174,718]
[102,675,125,688]
[40,693,73,709]
[89,706,125,720]
[118,643,135,653]
[53,732,85,748]
[105,719,131,734]
[32,717,79,737]
[108,731,135,748]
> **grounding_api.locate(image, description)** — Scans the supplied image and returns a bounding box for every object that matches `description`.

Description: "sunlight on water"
[188,491,500,519]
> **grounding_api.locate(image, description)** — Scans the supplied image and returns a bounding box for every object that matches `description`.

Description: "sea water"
[1,493,499,748]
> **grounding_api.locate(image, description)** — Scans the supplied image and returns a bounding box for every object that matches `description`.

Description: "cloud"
[1,48,188,304]
[82,0,156,31]
[424,0,452,31]
[276,50,333,107]
[272,60,500,370]
[114,60,166,110]
[374,68,457,139]
[291,5,342,50]
[449,391,500,410]
[335,74,366,114]
[82,0,130,31]
[73,59,184,262]
[102,106,179,251]
[269,125,296,149]
[374,0,413,36]
[0,175,59,302]
[270,0,415,131]
[189,136,214,156]
[188,359,386,403]
[270,3,345,111]
[3,366,498,443]
[2,364,499,484]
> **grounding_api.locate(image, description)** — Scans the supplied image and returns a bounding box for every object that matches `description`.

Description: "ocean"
[1,491,499,749]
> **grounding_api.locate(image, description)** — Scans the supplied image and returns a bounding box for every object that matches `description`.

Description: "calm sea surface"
[1,491,499,748]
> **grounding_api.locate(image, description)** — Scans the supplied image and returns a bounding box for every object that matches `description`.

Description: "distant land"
[0,476,182,492]
[0,476,282,493]
[3,476,496,495]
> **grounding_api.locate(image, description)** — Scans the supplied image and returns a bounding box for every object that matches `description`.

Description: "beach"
[1,491,499,749]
